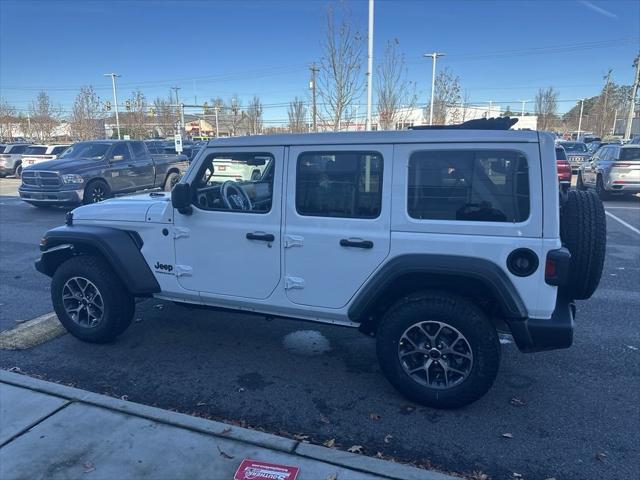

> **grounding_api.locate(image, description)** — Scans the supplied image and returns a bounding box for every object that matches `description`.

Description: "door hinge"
[284,276,305,290]
[284,235,304,248]
[174,265,193,277]
[174,227,190,239]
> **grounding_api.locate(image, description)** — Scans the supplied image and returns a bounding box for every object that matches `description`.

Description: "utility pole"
[577,99,585,141]
[365,0,374,131]
[171,86,181,133]
[624,54,639,140]
[309,63,319,132]
[611,109,618,136]
[104,73,121,139]
[424,52,445,125]
[519,99,530,116]
[214,105,219,138]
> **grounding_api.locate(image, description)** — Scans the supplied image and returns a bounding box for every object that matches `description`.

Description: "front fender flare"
[36,225,160,296]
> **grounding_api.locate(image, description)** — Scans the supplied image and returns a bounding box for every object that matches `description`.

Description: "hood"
[73,192,172,224]
[23,157,103,173]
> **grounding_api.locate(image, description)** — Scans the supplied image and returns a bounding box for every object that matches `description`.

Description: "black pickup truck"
[19,140,189,207]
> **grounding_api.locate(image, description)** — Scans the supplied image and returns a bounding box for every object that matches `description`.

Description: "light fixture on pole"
[424,52,445,125]
[577,99,585,141]
[519,99,531,116]
[104,73,121,140]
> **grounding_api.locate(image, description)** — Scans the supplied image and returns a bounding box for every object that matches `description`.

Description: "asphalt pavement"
[1,178,639,480]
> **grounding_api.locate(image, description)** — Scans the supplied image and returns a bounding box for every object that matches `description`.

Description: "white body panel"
[72,129,561,324]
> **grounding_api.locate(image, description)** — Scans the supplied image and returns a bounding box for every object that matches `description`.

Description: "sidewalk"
[0,370,456,480]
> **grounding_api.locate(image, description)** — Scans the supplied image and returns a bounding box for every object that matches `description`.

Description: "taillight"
[545,248,571,286]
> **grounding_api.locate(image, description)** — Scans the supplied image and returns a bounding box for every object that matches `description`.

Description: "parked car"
[35,123,606,408]
[21,144,70,168]
[558,141,590,172]
[577,144,640,198]
[19,140,189,207]
[556,145,571,192]
[0,143,32,177]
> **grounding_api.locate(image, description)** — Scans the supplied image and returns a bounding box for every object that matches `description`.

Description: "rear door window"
[407,150,530,222]
[131,142,147,159]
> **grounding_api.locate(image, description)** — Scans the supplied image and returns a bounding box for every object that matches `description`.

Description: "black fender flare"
[35,225,160,296]
[348,254,528,332]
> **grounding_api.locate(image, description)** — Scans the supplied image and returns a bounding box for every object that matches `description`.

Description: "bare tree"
[0,99,16,141]
[376,39,417,130]
[29,91,61,142]
[535,87,559,130]
[317,6,364,131]
[152,96,174,137]
[228,95,243,136]
[70,86,103,140]
[427,68,462,125]
[245,96,263,135]
[122,90,150,139]
[288,97,308,133]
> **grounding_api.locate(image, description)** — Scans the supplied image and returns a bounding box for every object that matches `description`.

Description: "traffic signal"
[125,100,131,111]
[105,101,111,111]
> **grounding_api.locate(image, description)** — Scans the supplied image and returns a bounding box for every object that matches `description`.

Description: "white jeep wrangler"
[36,120,606,408]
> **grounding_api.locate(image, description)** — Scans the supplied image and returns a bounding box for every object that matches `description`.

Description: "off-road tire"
[576,171,586,190]
[164,172,180,192]
[376,292,500,409]
[52,255,134,343]
[560,190,606,300]
[83,179,111,205]
[595,174,609,200]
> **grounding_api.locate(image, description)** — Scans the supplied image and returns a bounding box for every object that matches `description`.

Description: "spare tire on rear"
[560,190,606,300]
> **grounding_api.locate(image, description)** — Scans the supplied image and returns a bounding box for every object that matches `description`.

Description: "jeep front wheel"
[376,292,500,409]
[51,255,134,343]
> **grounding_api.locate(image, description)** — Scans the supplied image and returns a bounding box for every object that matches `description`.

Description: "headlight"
[61,174,84,184]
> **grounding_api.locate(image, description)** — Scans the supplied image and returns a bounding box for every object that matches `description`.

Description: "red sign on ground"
[233,459,300,480]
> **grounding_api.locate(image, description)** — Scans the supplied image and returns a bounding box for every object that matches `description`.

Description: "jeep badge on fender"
[154,262,173,273]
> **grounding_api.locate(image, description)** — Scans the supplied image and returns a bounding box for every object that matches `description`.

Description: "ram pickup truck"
[19,140,189,207]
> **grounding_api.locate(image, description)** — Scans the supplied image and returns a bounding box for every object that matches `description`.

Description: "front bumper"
[505,295,575,353]
[19,187,84,205]
[0,165,15,175]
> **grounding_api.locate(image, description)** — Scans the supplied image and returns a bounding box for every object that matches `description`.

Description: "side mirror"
[171,182,192,215]
[111,155,124,162]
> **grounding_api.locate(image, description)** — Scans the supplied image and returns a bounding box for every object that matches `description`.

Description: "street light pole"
[365,0,374,131]
[624,55,639,140]
[577,99,585,141]
[519,99,530,116]
[104,73,121,139]
[424,52,445,125]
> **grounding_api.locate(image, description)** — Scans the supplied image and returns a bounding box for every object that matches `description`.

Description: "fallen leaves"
[220,427,232,435]
[83,462,95,474]
[319,415,330,424]
[512,473,523,479]
[323,438,335,448]
[501,433,514,439]
[509,397,527,407]
[293,434,310,442]
[120,395,129,401]
[384,434,393,444]
[153,304,164,310]
[347,445,364,454]
[325,474,337,480]
[196,401,207,407]
[369,412,382,421]
[375,452,384,459]
[216,445,234,459]
[400,405,415,414]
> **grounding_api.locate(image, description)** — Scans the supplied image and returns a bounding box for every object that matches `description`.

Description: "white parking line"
[605,211,640,236]
[605,206,640,210]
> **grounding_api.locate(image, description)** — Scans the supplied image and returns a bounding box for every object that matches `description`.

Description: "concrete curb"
[0,370,458,480]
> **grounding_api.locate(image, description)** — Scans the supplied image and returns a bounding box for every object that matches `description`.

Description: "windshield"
[59,143,111,160]
[24,146,47,155]
[559,142,588,153]
[619,148,640,162]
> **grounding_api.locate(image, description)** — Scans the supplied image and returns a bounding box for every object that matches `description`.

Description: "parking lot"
[0,177,638,480]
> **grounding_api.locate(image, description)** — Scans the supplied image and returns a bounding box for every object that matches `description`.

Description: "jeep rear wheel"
[376,292,500,409]
[52,255,134,343]
[560,190,606,300]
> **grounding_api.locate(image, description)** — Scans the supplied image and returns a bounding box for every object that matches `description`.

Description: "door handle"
[246,232,275,242]
[340,238,374,249]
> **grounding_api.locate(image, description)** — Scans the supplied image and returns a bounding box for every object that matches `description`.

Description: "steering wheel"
[221,181,252,211]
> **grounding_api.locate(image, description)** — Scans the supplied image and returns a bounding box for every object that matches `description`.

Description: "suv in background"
[577,144,640,198]
[35,121,606,408]
[0,143,31,177]
[558,141,590,172]
[21,144,70,167]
